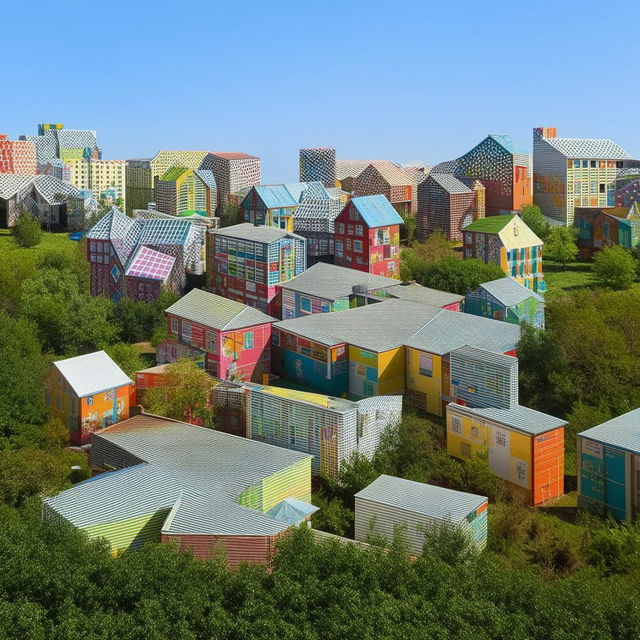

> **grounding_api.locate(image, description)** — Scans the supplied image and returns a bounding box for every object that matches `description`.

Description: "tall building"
[353,161,417,215]
[125,158,154,214]
[0,134,37,174]
[66,158,127,210]
[299,148,336,187]
[154,167,217,216]
[533,127,634,225]
[149,150,209,183]
[200,152,261,211]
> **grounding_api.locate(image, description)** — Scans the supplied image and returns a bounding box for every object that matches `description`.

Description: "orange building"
[46,351,135,445]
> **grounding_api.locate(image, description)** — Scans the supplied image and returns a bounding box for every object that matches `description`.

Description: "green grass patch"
[544,259,595,293]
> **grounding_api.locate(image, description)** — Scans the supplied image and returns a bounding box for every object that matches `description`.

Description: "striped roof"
[540,137,632,160]
[478,278,543,307]
[44,414,312,536]
[355,474,486,522]
[252,184,299,209]
[577,407,640,454]
[213,222,305,243]
[377,283,464,308]
[53,350,132,398]
[429,173,472,194]
[349,195,404,228]
[165,288,276,330]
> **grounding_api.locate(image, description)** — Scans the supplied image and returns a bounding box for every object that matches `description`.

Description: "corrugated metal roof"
[53,351,132,398]
[355,474,486,522]
[488,134,529,155]
[578,407,640,454]
[478,278,543,307]
[253,185,299,209]
[165,288,276,330]
[429,173,472,194]
[541,137,632,160]
[350,195,404,228]
[379,283,464,307]
[213,223,304,243]
[449,403,567,435]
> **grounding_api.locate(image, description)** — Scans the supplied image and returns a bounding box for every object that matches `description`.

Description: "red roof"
[211,152,259,160]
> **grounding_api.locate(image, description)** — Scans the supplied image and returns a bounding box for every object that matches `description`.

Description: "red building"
[334,194,403,278]
[158,288,276,382]
[0,134,37,174]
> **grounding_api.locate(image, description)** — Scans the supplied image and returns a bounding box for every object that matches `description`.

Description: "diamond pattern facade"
[299,148,336,187]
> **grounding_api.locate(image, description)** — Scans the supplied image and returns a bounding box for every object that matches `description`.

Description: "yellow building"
[154,167,217,216]
[67,158,127,209]
[150,150,209,183]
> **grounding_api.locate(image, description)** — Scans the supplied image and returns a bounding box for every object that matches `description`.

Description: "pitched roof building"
[353,161,417,215]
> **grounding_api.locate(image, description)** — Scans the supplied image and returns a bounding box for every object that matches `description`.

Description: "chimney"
[533,127,557,143]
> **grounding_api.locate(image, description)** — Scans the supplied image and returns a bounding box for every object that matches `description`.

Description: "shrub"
[592,245,637,290]
[11,211,42,248]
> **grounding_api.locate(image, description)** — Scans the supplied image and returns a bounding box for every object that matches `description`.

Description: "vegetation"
[11,210,43,248]
[592,245,638,290]
[520,204,550,240]
[543,226,579,270]
[219,201,243,227]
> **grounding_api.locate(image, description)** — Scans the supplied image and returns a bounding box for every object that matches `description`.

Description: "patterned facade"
[616,177,640,208]
[154,167,217,216]
[533,127,633,225]
[299,148,336,187]
[245,384,402,478]
[149,150,209,183]
[207,223,306,316]
[575,203,640,259]
[66,158,127,210]
[353,161,417,215]
[200,152,261,211]
[334,195,403,278]
[240,184,300,232]
[125,159,154,214]
[0,134,37,174]
[86,208,206,302]
[463,214,545,293]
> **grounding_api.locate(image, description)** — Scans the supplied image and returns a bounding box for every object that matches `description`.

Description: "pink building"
[0,134,37,174]
[159,288,276,382]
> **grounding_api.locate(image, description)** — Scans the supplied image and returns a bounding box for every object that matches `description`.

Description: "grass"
[544,259,595,293]
[0,229,78,267]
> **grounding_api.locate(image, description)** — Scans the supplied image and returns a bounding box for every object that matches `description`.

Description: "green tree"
[592,245,637,290]
[520,204,550,240]
[11,211,42,248]
[544,226,578,270]
[219,201,243,227]
[422,257,505,295]
[105,342,147,378]
[400,213,417,245]
[40,417,69,450]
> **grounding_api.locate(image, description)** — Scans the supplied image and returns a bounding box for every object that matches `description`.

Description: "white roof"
[53,351,132,398]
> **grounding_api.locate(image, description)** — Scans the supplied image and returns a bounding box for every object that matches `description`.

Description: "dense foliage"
[592,245,638,290]
[11,210,43,248]
[543,226,578,269]
[519,204,550,240]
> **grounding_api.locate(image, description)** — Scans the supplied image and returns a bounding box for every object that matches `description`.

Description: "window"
[181,321,191,342]
[355,225,363,236]
[206,331,217,353]
[451,416,462,434]
[471,426,478,438]
[300,297,312,313]
[354,240,363,253]
[461,442,471,458]
[243,332,254,349]
[419,354,433,377]
[346,239,352,251]
[170,317,178,334]
[495,430,507,447]
[590,160,597,168]
[337,223,345,234]
[599,183,605,193]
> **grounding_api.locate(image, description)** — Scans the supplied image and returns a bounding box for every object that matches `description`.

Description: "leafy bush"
[11,211,42,248]
[592,245,637,290]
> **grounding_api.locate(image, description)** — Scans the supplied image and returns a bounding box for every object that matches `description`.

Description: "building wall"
[0,136,37,174]
[150,150,209,183]
[532,137,568,224]
[464,288,545,328]
[405,348,445,416]
[280,287,349,320]
[67,158,127,210]
[532,427,564,505]
[299,148,336,187]
[200,154,261,211]
[348,346,404,399]
[125,160,153,214]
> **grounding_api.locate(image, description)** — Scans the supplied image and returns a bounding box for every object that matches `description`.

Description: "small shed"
[354,474,488,554]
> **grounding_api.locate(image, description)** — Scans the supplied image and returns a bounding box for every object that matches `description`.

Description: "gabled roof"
[125,246,176,281]
[0,174,38,199]
[160,166,189,182]
[265,498,318,524]
[464,215,543,250]
[539,137,632,160]
[355,474,486,522]
[32,175,81,204]
[463,215,514,233]
[165,288,276,330]
[252,185,299,209]
[335,159,373,181]
[53,351,132,398]
[349,194,404,228]
[364,161,415,187]
[213,222,304,243]
[577,407,640,454]
[378,283,464,307]
[210,152,259,160]
[429,173,473,194]
[478,278,543,307]
[487,134,529,155]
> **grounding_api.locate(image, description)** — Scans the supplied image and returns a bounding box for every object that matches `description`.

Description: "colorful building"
[432,134,532,215]
[86,208,206,302]
[353,161,417,215]
[43,413,316,566]
[278,262,462,320]
[465,277,545,328]
[66,158,127,210]
[575,203,640,259]
[616,176,640,209]
[577,408,640,521]
[334,194,403,278]
[240,184,300,231]
[417,173,485,242]
[355,475,488,553]
[245,384,401,478]
[154,167,217,217]
[293,197,344,264]
[45,351,135,445]
[533,127,634,226]
[149,150,209,184]
[158,288,276,381]
[199,152,261,212]
[299,148,336,187]
[463,214,545,292]
[445,346,566,505]
[125,158,154,214]
[207,223,306,315]
[0,134,37,174]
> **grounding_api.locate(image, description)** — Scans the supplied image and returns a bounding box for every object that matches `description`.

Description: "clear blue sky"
[3,0,639,182]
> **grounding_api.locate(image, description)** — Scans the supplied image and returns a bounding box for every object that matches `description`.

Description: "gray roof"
[275,299,443,352]
[213,223,304,243]
[0,174,38,199]
[541,137,632,160]
[429,173,473,194]
[280,263,399,300]
[44,414,312,536]
[33,175,81,204]
[478,278,543,307]
[165,288,276,330]
[380,283,464,307]
[449,403,567,435]
[53,351,132,398]
[578,407,640,454]
[355,474,486,522]
[335,159,374,181]
[405,309,521,355]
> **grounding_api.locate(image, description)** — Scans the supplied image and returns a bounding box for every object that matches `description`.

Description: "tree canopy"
[592,245,638,290]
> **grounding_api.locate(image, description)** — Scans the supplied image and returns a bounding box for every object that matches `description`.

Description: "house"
[616,176,640,209]
[431,134,532,215]
[334,194,403,278]
[445,345,566,505]
[244,383,402,478]
[45,351,135,446]
[465,277,545,328]
[533,127,634,225]
[278,262,462,320]
[299,148,336,187]
[335,159,372,192]
[577,407,640,521]
[240,184,301,232]
[154,167,217,217]
[354,475,488,553]
[43,413,316,566]
[293,197,345,264]
[353,161,417,215]
[417,173,485,242]
[86,207,206,302]
[0,134,37,174]
[199,152,261,211]
[575,203,640,259]
[206,223,306,316]
[158,288,276,382]
[462,214,545,293]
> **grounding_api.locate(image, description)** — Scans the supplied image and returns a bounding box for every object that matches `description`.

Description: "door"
[0,200,7,229]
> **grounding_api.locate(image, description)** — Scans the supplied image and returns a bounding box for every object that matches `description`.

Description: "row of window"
[336,223,364,236]
[335,239,364,253]
[569,160,623,169]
